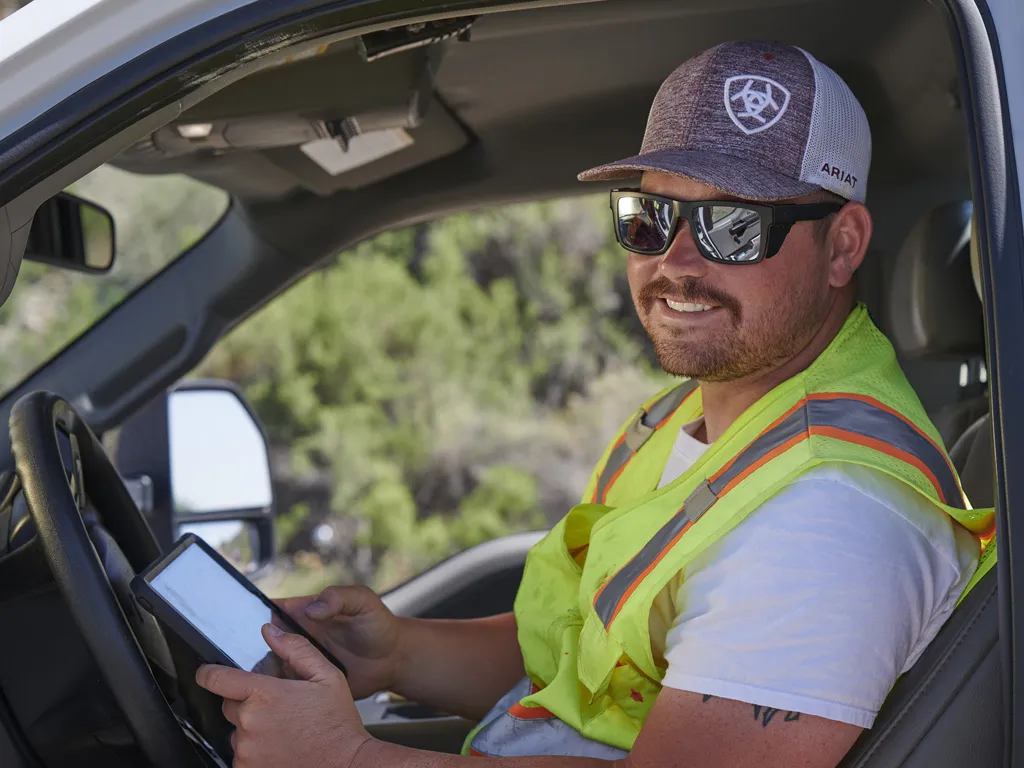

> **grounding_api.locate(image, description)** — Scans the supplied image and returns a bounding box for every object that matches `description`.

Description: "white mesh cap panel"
[798,50,872,202]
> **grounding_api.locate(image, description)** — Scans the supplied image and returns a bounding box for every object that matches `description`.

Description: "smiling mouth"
[663,298,719,313]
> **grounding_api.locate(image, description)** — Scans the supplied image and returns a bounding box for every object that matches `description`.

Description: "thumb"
[304,584,381,620]
[262,624,338,684]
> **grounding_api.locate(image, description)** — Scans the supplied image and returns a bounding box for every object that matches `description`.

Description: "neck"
[696,293,855,443]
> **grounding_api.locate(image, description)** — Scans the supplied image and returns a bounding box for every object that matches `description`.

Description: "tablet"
[131,533,346,677]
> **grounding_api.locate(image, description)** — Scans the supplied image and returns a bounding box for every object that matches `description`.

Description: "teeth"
[666,299,714,312]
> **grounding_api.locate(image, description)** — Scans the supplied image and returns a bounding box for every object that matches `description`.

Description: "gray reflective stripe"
[645,379,697,427]
[592,394,965,630]
[804,397,964,508]
[708,407,808,494]
[594,504,692,627]
[594,439,633,503]
[470,679,628,759]
[592,380,698,502]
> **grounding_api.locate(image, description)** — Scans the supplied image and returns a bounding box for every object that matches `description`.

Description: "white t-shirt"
[647,418,979,729]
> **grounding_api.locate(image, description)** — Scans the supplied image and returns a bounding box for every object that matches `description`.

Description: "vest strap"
[593,390,972,630]
[594,380,698,503]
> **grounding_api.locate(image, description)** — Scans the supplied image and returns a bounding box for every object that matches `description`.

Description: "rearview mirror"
[24,192,116,274]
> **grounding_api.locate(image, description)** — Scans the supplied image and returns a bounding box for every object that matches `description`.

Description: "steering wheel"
[9,391,208,768]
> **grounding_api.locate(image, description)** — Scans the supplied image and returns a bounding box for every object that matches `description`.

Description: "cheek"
[748,240,828,311]
[626,254,656,301]
[721,269,774,319]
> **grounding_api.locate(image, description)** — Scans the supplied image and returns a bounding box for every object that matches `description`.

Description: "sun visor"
[260,97,467,195]
[113,42,469,197]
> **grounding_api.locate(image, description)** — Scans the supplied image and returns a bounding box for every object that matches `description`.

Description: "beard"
[637,275,829,382]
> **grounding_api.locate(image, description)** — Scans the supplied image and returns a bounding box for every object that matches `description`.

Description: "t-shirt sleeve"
[659,465,972,728]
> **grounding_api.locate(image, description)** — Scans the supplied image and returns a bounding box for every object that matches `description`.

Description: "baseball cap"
[578,40,871,203]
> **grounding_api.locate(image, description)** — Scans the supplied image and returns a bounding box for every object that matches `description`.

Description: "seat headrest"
[889,201,985,360]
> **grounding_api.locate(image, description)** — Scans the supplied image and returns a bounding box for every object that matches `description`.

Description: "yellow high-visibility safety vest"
[463,304,996,759]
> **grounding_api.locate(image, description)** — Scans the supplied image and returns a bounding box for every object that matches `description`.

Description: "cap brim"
[577,148,820,203]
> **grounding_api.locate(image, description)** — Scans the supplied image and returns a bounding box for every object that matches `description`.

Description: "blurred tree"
[194,196,672,594]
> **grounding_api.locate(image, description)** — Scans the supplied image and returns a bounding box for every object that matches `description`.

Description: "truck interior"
[0,0,1012,766]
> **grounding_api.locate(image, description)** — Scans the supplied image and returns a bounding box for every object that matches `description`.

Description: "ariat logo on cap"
[820,163,858,190]
[724,75,791,135]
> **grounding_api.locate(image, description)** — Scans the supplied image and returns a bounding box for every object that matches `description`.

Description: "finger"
[262,624,338,684]
[305,584,378,620]
[275,595,318,621]
[222,699,241,726]
[196,664,267,701]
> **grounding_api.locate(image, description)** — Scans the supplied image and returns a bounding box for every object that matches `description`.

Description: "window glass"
[188,197,674,597]
[0,165,229,394]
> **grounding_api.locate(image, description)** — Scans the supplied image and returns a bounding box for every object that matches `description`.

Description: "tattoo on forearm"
[699,696,802,726]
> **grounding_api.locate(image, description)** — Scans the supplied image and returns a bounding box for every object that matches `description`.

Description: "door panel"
[381,531,543,619]
[358,531,543,752]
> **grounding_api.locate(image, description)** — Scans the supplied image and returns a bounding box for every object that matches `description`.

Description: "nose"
[658,219,709,282]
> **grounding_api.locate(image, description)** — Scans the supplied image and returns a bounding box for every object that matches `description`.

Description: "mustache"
[638,277,741,319]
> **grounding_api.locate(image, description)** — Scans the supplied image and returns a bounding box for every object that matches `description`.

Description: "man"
[196,40,991,768]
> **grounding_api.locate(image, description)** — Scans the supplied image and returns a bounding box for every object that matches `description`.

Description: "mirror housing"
[115,379,275,574]
[24,192,116,274]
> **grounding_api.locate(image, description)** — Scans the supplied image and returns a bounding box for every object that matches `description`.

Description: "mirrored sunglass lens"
[693,205,763,262]
[616,196,671,253]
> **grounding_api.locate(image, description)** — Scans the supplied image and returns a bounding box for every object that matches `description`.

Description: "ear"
[827,202,872,288]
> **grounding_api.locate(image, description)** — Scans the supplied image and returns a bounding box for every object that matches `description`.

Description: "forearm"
[392,612,525,720]
[353,739,618,768]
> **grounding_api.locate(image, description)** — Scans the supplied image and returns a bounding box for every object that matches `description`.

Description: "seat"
[888,201,988,451]
[950,410,994,509]
[840,211,1001,767]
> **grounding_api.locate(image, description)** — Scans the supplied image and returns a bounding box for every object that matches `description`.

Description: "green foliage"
[452,465,544,549]
[275,503,312,544]
[0,166,670,597]
[195,196,668,593]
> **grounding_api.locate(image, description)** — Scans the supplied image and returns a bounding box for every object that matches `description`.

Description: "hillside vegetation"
[193,197,672,594]
[6,167,671,596]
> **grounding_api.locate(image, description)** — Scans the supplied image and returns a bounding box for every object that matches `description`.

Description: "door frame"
[943,0,1024,764]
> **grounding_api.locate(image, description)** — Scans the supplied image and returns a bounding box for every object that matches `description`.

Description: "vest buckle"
[683,481,718,523]
[624,410,655,453]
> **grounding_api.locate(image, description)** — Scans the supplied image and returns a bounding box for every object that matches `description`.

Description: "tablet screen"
[149,540,285,673]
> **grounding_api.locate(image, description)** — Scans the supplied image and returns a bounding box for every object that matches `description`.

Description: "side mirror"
[24,192,116,274]
[116,380,275,574]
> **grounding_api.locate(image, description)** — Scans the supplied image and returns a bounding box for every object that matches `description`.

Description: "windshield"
[0,165,229,395]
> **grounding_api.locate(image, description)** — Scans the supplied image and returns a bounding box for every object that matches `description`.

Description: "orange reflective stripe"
[590,381,698,503]
[712,432,805,496]
[811,426,947,500]
[508,701,555,719]
[601,517,695,627]
[593,393,967,629]
[802,393,963,508]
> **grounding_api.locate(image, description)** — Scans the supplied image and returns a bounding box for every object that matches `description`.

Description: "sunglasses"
[610,189,844,264]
